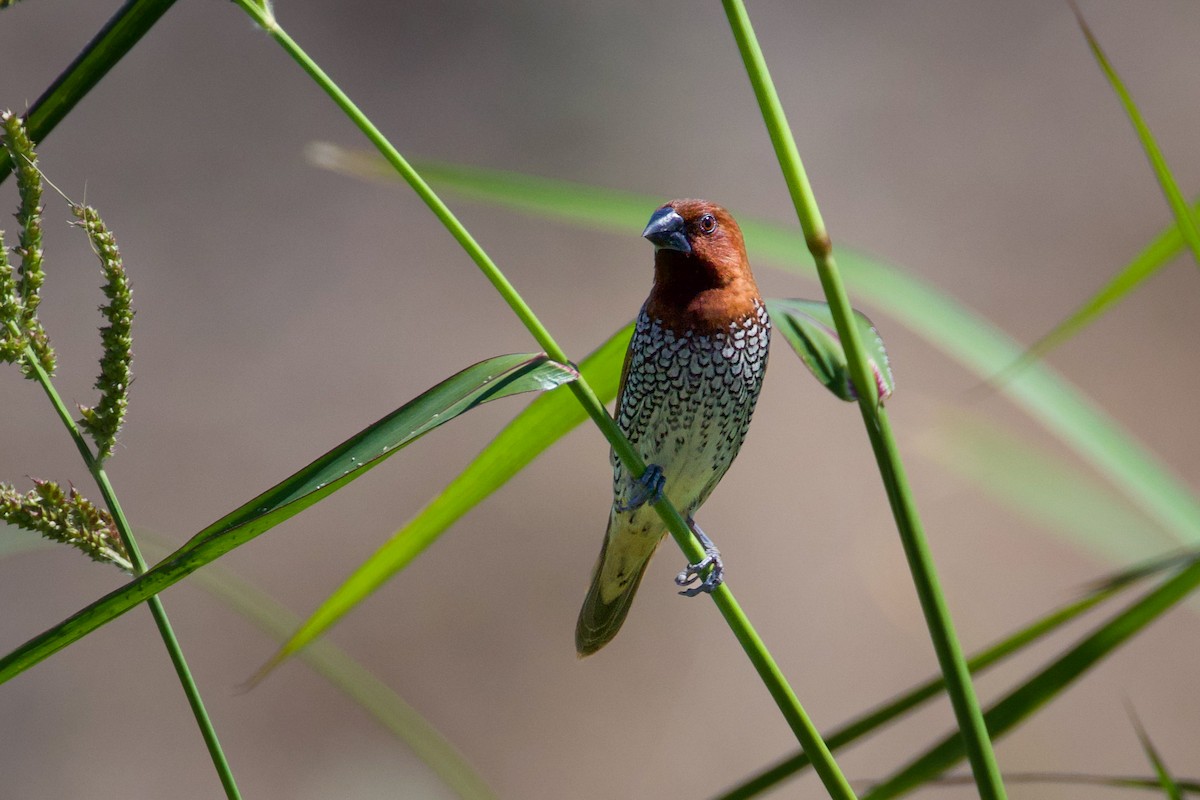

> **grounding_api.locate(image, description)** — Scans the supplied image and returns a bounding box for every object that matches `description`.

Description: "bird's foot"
[675,522,723,597]
[615,464,665,513]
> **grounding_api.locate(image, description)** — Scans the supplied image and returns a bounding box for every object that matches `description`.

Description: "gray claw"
[675,546,724,597]
[615,464,665,513]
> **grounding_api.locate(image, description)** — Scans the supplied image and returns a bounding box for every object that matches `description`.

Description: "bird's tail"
[575,520,655,657]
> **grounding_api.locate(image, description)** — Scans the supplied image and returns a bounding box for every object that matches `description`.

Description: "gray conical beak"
[642,206,691,254]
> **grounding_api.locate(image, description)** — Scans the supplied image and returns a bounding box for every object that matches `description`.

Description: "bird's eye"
[698,213,717,234]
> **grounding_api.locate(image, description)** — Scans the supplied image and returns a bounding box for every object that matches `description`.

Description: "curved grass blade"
[714,550,1192,799]
[162,541,499,800]
[1004,198,1197,375]
[993,6,1200,375]
[309,144,652,237]
[918,413,1176,564]
[254,326,631,678]
[0,0,179,183]
[860,557,1200,799]
[0,353,577,684]
[767,298,893,405]
[0,528,496,800]
[1071,3,1200,266]
[345,155,1200,547]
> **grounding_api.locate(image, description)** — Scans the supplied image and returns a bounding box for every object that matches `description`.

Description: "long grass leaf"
[173,545,499,800]
[0,527,496,800]
[1071,3,1200,265]
[1008,197,1197,370]
[255,327,630,676]
[997,6,1200,372]
[715,551,1191,799]
[929,772,1200,795]
[860,558,1200,799]
[0,354,577,684]
[918,413,1175,564]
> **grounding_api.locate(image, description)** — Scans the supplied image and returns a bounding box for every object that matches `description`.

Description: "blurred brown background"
[3,1,1199,798]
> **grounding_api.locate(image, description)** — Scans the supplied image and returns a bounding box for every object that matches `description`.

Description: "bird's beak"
[642,206,691,254]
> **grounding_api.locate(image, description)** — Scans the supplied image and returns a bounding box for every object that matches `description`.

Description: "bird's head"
[642,199,747,271]
[642,199,759,326]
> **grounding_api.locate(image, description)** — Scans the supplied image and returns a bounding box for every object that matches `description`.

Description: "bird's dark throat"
[646,249,758,331]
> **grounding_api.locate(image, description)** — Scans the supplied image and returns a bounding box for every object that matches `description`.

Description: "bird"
[576,199,770,657]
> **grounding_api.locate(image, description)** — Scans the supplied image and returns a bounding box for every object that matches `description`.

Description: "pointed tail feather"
[575,531,653,657]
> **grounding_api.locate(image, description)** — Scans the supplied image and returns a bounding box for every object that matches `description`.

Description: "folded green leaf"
[767,298,893,405]
[860,557,1200,799]
[0,353,577,684]
[715,551,1192,799]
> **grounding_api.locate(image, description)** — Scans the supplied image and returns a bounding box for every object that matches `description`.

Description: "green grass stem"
[17,339,241,800]
[720,1,1006,797]
[231,2,855,796]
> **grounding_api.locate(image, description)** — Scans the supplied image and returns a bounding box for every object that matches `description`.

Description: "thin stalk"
[720,1,1007,798]
[18,339,241,800]
[230,2,856,797]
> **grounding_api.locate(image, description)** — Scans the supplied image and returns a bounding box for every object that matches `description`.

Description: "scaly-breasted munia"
[576,199,770,656]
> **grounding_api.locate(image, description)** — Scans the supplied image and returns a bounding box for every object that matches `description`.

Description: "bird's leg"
[615,464,665,513]
[675,518,724,596]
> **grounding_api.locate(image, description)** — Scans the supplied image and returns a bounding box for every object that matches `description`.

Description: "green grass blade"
[860,558,1200,799]
[0,0,179,183]
[997,6,1200,373]
[0,527,496,800]
[309,143,651,236]
[1071,4,1200,266]
[822,246,1200,547]
[1007,195,1197,370]
[175,353,577,558]
[255,327,630,677]
[929,772,1200,795]
[919,413,1175,564]
[715,550,1190,799]
[0,353,577,684]
[1128,707,1185,800]
[356,321,629,593]
[166,543,499,800]
[325,153,1200,547]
